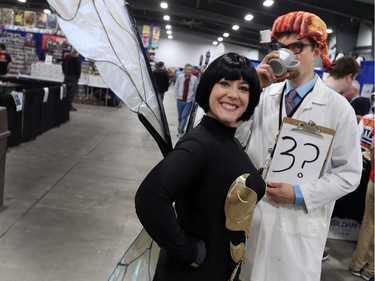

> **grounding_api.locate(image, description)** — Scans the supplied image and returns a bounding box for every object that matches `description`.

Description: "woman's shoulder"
[178,124,215,148]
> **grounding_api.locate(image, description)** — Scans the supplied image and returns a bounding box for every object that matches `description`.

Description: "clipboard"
[265,117,336,185]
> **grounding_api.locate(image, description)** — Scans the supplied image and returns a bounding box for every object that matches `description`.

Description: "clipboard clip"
[291,120,323,137]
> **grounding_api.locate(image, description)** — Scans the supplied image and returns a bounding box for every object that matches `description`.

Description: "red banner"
[41,34,68,50]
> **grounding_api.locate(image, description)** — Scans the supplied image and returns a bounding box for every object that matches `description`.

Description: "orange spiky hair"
[271,11,331,71]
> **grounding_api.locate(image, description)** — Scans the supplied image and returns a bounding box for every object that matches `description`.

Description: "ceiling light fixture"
[18,0,26,3]
[327,28,333,34]
[213,41,218,45]
[223,32,229,37]
[168,35,173,39]
[263,0,274,7]
[163,15,170,21]
[167,30,172,35]
[44,9,51,14]
[160,2,168,9]
[217,37,223,42]
[244,14,254,21]
[232,25,239,30]
[165,24,172,29]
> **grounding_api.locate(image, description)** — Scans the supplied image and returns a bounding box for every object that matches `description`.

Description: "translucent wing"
[47,1,170,280]
[108,228,160,281]
[47,0,172,156]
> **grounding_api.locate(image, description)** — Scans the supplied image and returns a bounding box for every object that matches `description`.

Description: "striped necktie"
[286,89,298,115]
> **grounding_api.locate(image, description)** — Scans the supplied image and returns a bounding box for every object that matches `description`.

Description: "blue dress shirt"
[285,74,318,205]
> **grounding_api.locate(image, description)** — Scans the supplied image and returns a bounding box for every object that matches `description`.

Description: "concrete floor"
[0,91,366,281]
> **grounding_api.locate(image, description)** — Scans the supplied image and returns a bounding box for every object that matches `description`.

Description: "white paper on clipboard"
[265,117,336,185]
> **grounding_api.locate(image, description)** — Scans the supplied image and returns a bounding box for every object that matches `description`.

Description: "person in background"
[321,55,363,260]
[167,67,177,86]
[324,55,360,94]
[153,61,170,102]
[135,53,266,281]
[175,67,183,78]
[343,80,371,123]
[0,43,12,75]
[192,67,203,83]
[359,93,375,145]
[174,63,198,138]
[236,11,362,281]
[62,48,81,111]
[331,91,373,250]
[108,89,123,107]
[349,128,374,281]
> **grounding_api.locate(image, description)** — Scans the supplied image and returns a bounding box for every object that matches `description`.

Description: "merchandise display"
[0,32,37,75]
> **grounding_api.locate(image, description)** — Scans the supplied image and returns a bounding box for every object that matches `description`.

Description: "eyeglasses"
[272,42,313,55]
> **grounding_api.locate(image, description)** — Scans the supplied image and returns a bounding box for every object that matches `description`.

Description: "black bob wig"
[195,52,261,121]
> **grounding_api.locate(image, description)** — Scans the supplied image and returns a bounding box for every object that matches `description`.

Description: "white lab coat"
[237,77,362,281]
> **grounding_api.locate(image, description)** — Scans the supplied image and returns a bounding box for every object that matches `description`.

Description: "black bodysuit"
[135,115,265,281]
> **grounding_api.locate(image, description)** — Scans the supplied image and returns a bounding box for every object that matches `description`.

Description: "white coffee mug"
[268,48,300,76]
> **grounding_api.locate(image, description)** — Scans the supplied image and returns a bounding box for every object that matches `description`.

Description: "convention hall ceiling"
[2,0,374,50]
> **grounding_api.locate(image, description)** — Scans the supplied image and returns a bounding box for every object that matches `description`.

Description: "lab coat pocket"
[279,205,321,238]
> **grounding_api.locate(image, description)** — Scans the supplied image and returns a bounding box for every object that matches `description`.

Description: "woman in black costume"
[135,53,266,281]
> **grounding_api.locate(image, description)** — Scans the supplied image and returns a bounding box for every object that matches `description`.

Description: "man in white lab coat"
[237,11,362,281]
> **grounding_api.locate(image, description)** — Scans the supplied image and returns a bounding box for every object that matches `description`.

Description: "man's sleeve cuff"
[293,184,305,205]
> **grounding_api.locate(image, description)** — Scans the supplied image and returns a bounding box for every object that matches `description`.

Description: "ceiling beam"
[212,0,278,18]
[128,0,270,31]
[283,0,373,24]
[352,0,374,4]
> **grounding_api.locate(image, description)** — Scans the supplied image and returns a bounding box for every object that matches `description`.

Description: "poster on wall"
[361,84,374,98]
[47,14,58,31]
[14,11,25,26]
[35,12,48,29]
[25,32,35,47]
[142,25,151,48]
[2,8,14,26]
[151,26,160,49]
[24,11,36,27]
